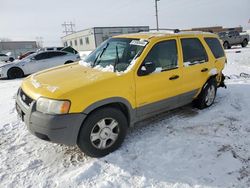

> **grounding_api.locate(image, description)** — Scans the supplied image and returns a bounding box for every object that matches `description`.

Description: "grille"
[19,89,33,107]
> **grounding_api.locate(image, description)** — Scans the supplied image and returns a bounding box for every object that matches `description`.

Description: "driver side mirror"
[138,62,156,76]
[30,57,36,61]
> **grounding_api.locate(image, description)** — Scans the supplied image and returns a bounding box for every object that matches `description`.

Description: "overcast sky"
[1,0,249,46]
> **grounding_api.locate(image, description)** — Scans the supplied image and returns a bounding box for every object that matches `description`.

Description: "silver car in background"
[0,50,80,79]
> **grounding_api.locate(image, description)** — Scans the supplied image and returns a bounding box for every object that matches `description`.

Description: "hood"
[0,60,24,68]
[21,63,118,100]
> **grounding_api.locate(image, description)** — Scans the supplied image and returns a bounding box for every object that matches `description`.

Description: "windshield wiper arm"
[92,43,109,67]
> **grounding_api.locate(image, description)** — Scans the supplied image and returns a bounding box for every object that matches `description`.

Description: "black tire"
[194,79,217,109]
[9,57,14,62]
[7,67,24,79]
[64,60,74,64]
[241,39,248,48]
[77,107,128,158]
[223,41,230,49]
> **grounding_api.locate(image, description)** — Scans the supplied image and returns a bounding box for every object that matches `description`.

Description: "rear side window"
[49,52,67,58]
[204,37,225,59]
[144,40,178,71]
[181,38,208,64]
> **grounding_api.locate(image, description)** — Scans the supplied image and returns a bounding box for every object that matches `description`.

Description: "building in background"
[187,26,243,33]
[61,26,150,52]
[0,41,38,58]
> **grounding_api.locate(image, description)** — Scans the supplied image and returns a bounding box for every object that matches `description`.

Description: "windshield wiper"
[113,45,120,72]
[92,43,109,67]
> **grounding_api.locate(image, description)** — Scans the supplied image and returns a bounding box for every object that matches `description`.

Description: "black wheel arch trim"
[7,66,24,75]
[8,66,23,72]
[82,97,136,126]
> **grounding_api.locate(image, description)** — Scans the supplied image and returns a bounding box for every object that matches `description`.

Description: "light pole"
[155,0,160,31]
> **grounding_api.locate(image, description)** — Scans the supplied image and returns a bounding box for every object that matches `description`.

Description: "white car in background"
[0,53,14,62]
[0,50,80,79]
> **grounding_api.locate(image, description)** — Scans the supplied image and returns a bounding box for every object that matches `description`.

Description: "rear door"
[45,51,68,68]
[179,37,213,97]
[204,37,226,82]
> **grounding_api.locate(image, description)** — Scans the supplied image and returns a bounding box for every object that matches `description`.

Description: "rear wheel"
[241,39,248,48]
[194,79,217,109]
[223,41,231,49]
[7,67,24,79]
[77,107,128,157]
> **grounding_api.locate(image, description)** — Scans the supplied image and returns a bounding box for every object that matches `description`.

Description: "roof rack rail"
[149,28,181,33]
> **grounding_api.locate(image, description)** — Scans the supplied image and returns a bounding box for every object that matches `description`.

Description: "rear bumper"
[16,91,86,146]
[218,73,227,88]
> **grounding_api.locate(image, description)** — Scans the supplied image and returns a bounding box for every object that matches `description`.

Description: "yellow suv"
[16,32,226,157]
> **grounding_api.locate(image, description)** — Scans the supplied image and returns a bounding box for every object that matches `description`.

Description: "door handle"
[201,68,208,72]
[169,75,179,80]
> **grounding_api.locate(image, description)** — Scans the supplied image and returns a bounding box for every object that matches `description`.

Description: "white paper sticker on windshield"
[130,40,148,47]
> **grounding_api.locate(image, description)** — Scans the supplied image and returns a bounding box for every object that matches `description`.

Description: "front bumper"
[16,89,86,146]
[0,67,8,79]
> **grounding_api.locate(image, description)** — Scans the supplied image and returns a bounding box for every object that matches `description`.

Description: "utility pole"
[62,21,75,36]
[35,36,43,48]
[155,0,160,31]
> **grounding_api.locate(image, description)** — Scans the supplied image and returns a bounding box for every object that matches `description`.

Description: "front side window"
[205,37,225,59]
[34,52,49,60]
[84,38,147,72]
[181,38,208,65]
[143,40,178,71]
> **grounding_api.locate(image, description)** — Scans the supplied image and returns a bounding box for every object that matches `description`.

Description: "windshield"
[84,38,147,72]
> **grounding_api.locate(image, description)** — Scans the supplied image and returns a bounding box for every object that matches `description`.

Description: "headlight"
[36,97,71,114]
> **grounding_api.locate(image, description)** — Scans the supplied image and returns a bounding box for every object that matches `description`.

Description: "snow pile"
[79,58,138,74]
[93,65,114,72]
[79,60,91,67]
[0,46,250,187]
[79,51,92,60]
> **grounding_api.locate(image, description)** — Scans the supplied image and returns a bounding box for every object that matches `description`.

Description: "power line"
[62,21,75,36]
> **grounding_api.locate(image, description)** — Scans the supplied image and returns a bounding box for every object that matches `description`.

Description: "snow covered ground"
[1,46,250,188]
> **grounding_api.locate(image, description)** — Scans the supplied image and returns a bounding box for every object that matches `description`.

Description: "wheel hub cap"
[90,118,119,149]
[100,128,111,140]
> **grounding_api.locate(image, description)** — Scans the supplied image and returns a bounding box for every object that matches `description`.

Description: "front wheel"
[77,107,128,158]
[194,79,217,109]
[7,67,24,79]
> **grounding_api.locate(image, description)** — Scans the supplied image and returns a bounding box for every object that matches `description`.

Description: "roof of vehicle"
[113,31,217,41]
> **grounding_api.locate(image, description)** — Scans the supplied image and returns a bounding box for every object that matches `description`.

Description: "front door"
[135,38,183,118]
[26,52,50,74]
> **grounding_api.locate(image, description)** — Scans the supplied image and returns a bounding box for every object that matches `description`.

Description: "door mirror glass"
[139,62,156,76]
[29,57,36,62]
